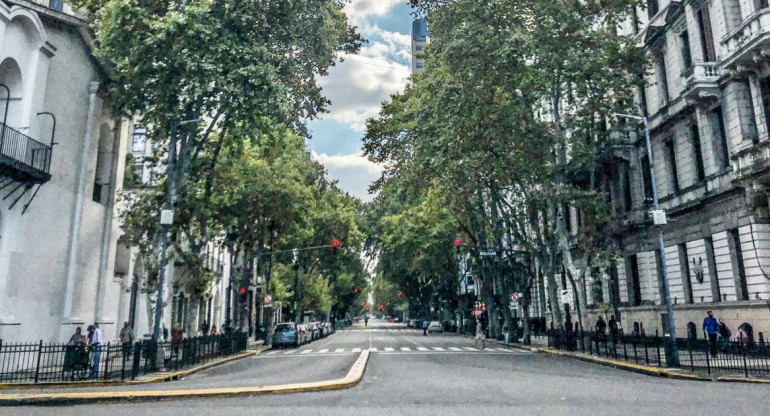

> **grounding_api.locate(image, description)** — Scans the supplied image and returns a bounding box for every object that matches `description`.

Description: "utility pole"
[615,113,680,367]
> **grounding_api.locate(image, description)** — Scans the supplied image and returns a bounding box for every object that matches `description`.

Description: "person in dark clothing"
[718,319,731,352]
[703,311,719,357]
[595,316,607,334]
[608,315,619,341]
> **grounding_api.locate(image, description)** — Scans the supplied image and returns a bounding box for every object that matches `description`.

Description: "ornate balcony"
[721,9,770,70]
[682,62,723,103]
[731,139,770,185]
[0,122,52,184]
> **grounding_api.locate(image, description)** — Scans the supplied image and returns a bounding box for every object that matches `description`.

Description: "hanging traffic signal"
[398,291,403,297]
[454,238,461,247]
[331,239,340,254]
[353,287,359,294]
[238,285,248,302]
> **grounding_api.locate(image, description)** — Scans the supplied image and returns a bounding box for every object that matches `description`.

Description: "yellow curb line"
[0,349,262,391]
[0,350,369,406]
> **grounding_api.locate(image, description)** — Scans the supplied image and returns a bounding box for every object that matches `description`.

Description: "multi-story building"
[0,0,133,342]
[411,18,427,73]
[531,0,770,342]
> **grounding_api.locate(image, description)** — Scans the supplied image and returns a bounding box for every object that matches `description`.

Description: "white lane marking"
[463,347,479,351]
[268,351,280,355]
[417,347,429,351]
[369,347,378,352]
[448,347,463,351]
[318,349,329,353]
[384,347,395,352]
[432,347,445,351]
[283,350,296,355]
[335,348,345,353]
[400,347,411,351]
[301,349,313,354]
[352,348,361,353]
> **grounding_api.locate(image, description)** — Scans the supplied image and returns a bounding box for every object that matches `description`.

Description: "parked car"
[273,323,300,347]
[427,321,443,333]
[310,322,321,340]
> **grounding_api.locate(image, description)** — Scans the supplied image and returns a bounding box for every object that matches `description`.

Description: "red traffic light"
[239,287,247,295]
[331,239,340,248]
[398,291,403,297]
[353,287,359,293]
[454,238,461,247]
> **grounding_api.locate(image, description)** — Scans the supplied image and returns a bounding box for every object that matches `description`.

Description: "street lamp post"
[615,113,680,367]
[152,118,202,340]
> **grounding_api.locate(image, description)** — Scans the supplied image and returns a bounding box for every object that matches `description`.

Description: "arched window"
[93,124,113,204]
[687,321,697,339]
[0,58,23,129]
[738,323,754,345]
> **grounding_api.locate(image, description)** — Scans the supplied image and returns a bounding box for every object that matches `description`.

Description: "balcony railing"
[682,62,722,102]
[0,122,52,181]
[732,139,770,183]
[722,9,770,68]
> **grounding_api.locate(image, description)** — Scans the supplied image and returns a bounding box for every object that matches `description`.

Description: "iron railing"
[546,329,770,377]
[0,332,247,384]
[0,122,52,175]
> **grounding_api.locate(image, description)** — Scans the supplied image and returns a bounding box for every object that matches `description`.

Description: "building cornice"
[3,0,86,26]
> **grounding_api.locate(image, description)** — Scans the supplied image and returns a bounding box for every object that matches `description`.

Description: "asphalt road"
[5,320,769,415]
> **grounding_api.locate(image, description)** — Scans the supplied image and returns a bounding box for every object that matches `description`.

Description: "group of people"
[65,322,104,380]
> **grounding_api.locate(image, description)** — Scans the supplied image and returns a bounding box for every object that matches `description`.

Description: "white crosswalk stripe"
[268,351,280,355]
[318,349,329,353]
[352,348,361,353]
[448,347,463,351]
[369,347,378,352]
[432,347,445,351]
[400,347,411,351]
[463,347,479,351]
[335,348,345,353]
[301,349,313,354]
[283,350,296,354]
[265,346,530,355]
[417,347,429,351]
[384,347,395,352]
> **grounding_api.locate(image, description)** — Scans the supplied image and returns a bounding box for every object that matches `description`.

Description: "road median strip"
[0,350,370,406]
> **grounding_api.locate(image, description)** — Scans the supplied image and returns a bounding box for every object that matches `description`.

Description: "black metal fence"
[0,122,52,174]
[0,332,247,384]
[546,329,770,377]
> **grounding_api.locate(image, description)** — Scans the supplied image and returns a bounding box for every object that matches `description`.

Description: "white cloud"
[345,0,406,26]
[311,151,382,201]
[320,53,409,132]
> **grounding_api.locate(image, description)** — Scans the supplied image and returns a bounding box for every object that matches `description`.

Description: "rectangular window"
[623,166,633,212]
[739,81,759,142]
[638,85,649,117]
[729,229,749,301]
[690,124,705,182]
[647,0,659,19]
[760,78,770,139]
[641,154,654,201]
[664,139,680,193]
[564,204,572,234]
[415,62,424,69]
[680,30,693,73]
[759,0,769,10]
[696,4,716,62]
[657,56,670,105]
[415,45,423,51]
[628,255,642,306]
[710,107,730,169]
[704,237,721,302]
[678,244,693,304]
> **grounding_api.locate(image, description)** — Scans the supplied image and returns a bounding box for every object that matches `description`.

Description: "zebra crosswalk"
[265,346,528,355]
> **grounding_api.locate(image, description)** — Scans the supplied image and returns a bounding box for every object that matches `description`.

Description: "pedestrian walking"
[120,321,135,358]
[595,316,607,335]
[423,319,428,336]
[88,323,103,380]
[210,324,218,335]
[703,311,719,357]
[474,319,486,350]
[718,319,731,352]
[68,327,85,346]
[200,320,209,336]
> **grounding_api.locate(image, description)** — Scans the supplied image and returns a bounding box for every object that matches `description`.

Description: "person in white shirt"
[88,323,103,380]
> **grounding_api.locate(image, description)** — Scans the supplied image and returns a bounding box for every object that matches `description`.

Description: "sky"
[307,0,414,202]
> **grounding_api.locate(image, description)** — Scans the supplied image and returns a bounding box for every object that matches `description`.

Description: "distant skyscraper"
[411,18,428,73]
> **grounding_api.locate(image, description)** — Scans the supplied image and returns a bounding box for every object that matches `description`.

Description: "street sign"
[479,251,497,257]
[264,295,272,304]
[511,292,521,303]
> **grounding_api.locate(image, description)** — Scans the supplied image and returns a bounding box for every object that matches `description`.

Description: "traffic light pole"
[152,121,176,341]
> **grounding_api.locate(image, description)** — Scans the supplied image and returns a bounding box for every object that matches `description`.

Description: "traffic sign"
[479,251,497,257]
[264,295,272,304]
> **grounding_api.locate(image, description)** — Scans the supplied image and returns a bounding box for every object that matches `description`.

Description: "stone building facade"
[529,0,770,342]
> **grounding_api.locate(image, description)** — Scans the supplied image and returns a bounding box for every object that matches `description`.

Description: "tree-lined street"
[3,321,769,415]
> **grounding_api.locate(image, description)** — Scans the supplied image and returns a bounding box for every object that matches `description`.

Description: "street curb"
[0,350,370,406]
[531,346,770,383]
[0,348,265,391]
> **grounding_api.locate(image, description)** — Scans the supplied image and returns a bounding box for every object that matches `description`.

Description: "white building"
[411,18,427,73]
[0,0,135,342]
